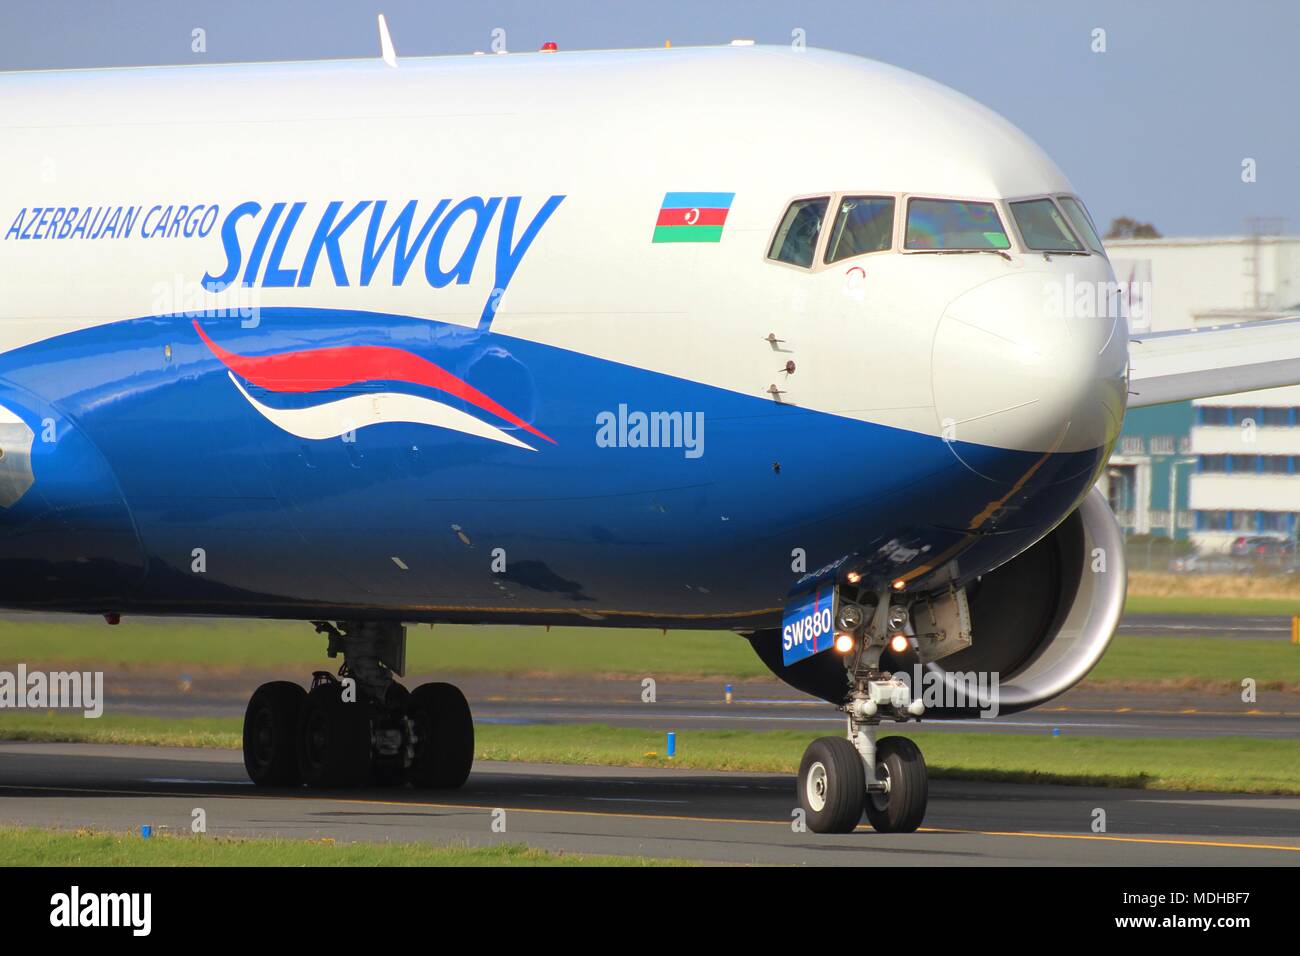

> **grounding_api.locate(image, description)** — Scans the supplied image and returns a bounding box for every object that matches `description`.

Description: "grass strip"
[0,826,683,866]
[3,714,1297,795]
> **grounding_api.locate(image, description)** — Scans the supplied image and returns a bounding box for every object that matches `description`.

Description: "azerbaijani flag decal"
[652,191,735,243]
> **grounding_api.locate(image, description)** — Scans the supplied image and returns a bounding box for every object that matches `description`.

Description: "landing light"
[834,633,855,654]
[891,579,906,591]
[846,571,861,584]
[889,633,910,654]
[836,603,864,632]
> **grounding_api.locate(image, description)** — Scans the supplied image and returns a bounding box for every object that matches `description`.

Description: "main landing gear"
[241,621,474,790]
[797,596,930,834]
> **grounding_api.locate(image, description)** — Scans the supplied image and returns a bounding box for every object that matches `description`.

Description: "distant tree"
[1105,216,1163,239]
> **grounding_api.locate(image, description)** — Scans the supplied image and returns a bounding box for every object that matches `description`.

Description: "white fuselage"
[0,45,1127,624]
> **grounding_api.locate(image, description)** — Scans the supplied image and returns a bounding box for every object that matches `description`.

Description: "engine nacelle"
[748,488,1127,716]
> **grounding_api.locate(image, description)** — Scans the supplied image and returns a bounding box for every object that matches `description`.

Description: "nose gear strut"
[796,587,930,834]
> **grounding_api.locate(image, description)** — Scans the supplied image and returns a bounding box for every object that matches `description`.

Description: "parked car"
[1229,535,1295,557]
[1168,554,1252,574]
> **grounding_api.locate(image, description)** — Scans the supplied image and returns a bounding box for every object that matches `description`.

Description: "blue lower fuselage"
[0,308,1107,628]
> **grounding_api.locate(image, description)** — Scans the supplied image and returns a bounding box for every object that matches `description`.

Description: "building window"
[1199,510,1230,530]
[1261,407,1291,427]
[1260,512,1291,531]
[1200,407,1230,426]
[1200,454,1226,472]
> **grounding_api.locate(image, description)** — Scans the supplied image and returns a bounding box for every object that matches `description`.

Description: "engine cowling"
[748,488,1127,716]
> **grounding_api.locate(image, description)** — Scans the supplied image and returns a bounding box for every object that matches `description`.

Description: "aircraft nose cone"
[931,268,1127,482]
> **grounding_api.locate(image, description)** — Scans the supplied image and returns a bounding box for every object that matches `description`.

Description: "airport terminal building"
[1102,233,1300,550]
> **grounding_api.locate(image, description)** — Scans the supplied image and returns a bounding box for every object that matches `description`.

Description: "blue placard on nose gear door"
[781,584,838,665]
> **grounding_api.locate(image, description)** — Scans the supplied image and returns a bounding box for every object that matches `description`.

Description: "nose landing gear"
[797,736,865,833]
[795,595,930,834]
[864,736,928,833]
[797,715,929,834]
[240,621,474,790]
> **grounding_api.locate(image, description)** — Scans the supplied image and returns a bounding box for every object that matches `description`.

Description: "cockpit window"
[824,196,894,263]
[905,198,1010,251]
[1010,199,1085,253]
[768,197,829,268]
[1058,196,1106,255]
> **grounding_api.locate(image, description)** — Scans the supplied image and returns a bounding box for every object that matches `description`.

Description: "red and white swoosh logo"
[194,320,554,451]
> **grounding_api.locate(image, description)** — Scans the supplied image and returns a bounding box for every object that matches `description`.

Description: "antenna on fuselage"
[377,13,398,68]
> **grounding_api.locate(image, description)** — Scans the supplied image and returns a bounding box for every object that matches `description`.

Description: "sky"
[0,0,1294,238]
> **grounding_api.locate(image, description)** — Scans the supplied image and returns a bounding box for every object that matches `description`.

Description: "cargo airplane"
[3,32,1298,833]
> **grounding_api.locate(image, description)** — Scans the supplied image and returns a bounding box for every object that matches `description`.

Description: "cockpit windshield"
[1057,196,1106,255]
[767,192,1105,268]
[768,197,829,268]
[1010,198,1085,253]
[904,198,1010,251]
[825,196,894,263]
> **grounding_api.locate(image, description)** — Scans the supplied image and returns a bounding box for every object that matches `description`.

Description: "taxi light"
[889,633,910,654]
[834,633,855,654]
[891,579,906,591]
[846,571,861,584]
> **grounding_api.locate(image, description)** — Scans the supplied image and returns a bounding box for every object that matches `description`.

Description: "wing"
[1126,314,1300,407]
